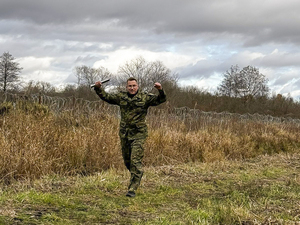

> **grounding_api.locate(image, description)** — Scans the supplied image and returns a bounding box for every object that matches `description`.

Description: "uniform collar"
[123,90,142,101]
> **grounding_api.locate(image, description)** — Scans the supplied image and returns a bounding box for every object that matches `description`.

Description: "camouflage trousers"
[120,137,145,192]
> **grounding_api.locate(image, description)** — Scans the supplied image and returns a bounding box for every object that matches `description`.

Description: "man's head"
[126,77,139,95]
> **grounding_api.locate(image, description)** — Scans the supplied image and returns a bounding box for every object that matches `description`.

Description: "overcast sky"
[1,0,300,98]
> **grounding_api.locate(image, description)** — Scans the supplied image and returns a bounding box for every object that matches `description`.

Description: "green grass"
[1,153,300,224]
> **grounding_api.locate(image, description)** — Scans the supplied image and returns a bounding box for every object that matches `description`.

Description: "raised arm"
[93,81,120,105]
[147,82,167,106]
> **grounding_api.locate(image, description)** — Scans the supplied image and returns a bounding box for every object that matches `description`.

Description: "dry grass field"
[1,101,300,182]
[1,101,300,224]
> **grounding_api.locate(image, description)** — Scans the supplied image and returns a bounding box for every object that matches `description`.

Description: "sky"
[1,0,300,99]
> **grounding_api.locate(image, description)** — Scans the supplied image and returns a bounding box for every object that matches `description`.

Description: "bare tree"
[116,56,176,92]
[218,65,269,98]
[22,80,56,95]
[0,52,23,92]
[75,65,111,86]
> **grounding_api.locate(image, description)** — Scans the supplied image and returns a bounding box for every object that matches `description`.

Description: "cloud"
[20,70,69,85]
[272,69,300,86]
[19,57,53,73]
[2,0,300,46]
[176,59,219,79]
[254,49,300,68]
[1,0,300,98]
[93,47,196,74]
[276,78,300,96]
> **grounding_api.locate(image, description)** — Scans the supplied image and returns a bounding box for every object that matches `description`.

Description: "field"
[1,154,300,224]
[1,100,300,224]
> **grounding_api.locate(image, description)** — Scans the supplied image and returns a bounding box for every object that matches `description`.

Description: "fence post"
[72,96,76,108]
[38,93,43,104]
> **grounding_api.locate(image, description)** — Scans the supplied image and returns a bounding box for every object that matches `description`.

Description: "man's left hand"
[154,82,162,90]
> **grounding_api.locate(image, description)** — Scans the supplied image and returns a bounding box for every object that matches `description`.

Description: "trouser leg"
[128,139,145,191]
[121,137,145,191]
[121,138,131,171]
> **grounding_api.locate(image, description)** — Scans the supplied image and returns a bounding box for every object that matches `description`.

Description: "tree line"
[1,51,300,118]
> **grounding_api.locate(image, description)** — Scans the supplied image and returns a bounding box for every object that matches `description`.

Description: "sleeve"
[94,87,120,105]
[147,89,167,106]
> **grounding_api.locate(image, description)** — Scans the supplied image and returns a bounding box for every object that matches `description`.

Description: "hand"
[154,82,162,90]
[94,81,102,88]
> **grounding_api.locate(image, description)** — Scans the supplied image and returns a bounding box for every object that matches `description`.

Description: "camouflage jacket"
[95,87,166,140]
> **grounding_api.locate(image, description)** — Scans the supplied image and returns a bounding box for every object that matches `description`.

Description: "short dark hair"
[127,77,137,83]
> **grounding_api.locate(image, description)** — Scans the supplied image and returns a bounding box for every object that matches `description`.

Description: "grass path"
[1,153,300,224]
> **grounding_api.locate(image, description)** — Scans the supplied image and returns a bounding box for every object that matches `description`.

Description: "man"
[93,77,166,197]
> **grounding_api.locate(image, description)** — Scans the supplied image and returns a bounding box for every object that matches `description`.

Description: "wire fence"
[1,92,300,127]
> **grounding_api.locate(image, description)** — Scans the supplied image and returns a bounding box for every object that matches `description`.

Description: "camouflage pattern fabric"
[95,87,166,191]
[121,138,145,191]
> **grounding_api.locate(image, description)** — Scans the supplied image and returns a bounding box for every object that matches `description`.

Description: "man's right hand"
[94,81,102,88]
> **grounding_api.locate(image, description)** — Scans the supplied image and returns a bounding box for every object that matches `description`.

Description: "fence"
[1,92,300,127]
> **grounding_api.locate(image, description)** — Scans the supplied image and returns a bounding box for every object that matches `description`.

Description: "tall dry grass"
[1,101,300,183]
[0,104,122,183]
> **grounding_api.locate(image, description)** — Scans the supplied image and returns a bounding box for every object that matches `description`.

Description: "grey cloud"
[271,71,300,86]
[294,79,300,95]
[254,51,300,68]
[218,49,300,75]
[64,73,78,84]
[273,76,294,86]
[222,53,254,69]
[278,79,300,95]
[176,58,224,80]
[176,49,300,90]
[74,55,106,67]
[1,0,300,46]
[0,18,158,52]
[1,0,300,98]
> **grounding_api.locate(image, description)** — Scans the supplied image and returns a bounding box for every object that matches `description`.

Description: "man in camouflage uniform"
[93,77,166,197]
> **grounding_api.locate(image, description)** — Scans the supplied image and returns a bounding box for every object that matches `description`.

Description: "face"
[126,80,139,95]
